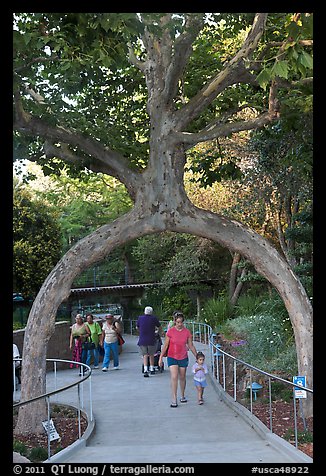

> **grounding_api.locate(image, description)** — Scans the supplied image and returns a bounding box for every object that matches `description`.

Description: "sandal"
[198,400,204,405]
[179,397,188,403]
[170,402,178,408]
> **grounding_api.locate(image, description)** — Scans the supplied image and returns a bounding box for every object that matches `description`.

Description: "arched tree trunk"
[15,174,313,434]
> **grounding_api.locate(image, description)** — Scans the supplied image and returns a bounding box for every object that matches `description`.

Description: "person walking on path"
[69,314,90,375]
[137,306,161,377]
[192,351,208,405]
[100,314,122,371]
[85,313,102,369]
[158,312,197,407]
[13,343,21,386]
[167,310,178,331]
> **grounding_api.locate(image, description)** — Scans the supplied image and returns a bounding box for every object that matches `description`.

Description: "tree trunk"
[229,252,247,306]
[196,292,201,318]
[230,268,247,307]
[229,252,241,300]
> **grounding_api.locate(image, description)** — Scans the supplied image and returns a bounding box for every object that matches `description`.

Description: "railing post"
[233,360,237,401]
[209,338,214,375]
[293,388,298,448]
[249,369,253,413]
[13,362,17,400]
[46,395,51,461]
[77,383,81,439]
[54,361,57,390]
[89,374,93,421]
[268,377,273,432]
[216,347,220,383]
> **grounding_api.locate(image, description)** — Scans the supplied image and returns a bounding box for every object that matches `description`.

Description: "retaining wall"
[13,321,72,370]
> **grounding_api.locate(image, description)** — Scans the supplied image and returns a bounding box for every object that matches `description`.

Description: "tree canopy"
[14,13,313,184]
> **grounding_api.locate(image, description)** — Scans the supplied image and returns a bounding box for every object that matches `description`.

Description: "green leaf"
[286,21,300,40]
[298,51,313,70]
[271,60,288,80]
[23,33,32,45]
[61,61,71,71]
[256,68,271,90]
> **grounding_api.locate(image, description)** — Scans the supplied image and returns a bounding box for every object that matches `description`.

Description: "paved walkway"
[24,335,312,464]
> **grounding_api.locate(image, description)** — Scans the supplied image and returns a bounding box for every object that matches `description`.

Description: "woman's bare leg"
[179,367,187,399]
[169,365,179,403]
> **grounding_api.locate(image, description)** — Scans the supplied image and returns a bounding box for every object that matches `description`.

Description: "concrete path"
[28,335,312,464]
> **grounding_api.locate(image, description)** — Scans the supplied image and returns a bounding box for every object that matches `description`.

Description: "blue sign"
[293,376,307,399]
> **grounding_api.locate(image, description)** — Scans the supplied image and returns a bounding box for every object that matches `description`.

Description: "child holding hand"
[192,351,208,405]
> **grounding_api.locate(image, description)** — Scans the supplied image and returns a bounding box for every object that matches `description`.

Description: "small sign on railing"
[42,419,60,441]
[293,376,307,399]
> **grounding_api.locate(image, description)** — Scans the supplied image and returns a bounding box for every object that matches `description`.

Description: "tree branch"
[14,55,60,74]
[127,43,146,71]
[252,39,313,71]
[14,90,142,197]
[176,111,274,148]
[162,14,204,104]
[43,141,139,199]
[176,13,268,128]
[274,76,313,90]
[178,78,280,147]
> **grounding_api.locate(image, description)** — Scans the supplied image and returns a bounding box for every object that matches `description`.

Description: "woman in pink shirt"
[159,312,197,407]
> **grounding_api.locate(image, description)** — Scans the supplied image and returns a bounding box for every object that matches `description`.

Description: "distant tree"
[13,180,62,298]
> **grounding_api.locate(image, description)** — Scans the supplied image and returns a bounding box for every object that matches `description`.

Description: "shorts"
[167,357,189,368]
[194,379,207,388]
[139,345,156,356]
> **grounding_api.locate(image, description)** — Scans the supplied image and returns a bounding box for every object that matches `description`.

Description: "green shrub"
[220,297,297,374]
[29,446,48,462]
[284,429,313,444]
[234,294,263,317]
[13,440,28,457]
[297,431,313,444]
[200,295,233,330]
[271,381,293,402]
[271,344,297,375]
[54,446,64,454]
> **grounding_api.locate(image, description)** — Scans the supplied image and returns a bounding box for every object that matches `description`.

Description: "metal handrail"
[13,358,92,461]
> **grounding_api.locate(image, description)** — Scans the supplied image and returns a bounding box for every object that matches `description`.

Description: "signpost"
[42,419,60,442]
[293,375,307,399]
[293,376,307,434]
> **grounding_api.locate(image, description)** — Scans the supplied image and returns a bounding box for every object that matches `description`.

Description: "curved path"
[44,335,311,464]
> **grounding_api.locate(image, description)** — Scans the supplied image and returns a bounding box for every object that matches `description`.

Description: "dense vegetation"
[13,179,62,298]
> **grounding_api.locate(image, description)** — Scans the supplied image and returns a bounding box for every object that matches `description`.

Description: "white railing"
[13,358,92,461]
